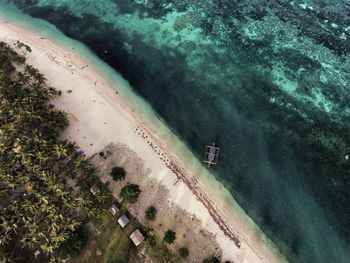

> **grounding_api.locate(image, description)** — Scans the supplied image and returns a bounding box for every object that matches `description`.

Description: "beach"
[0,20,286,263]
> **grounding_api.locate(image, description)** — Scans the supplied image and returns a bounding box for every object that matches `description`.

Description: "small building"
[109,204,119,216]
[130,229,144,246]
[90,185,100,196]
[20,191,29,201]
[117,214,129,228]
[34,250,40,258]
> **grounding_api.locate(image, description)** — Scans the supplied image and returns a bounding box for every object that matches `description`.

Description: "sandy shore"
[0,20,287,263]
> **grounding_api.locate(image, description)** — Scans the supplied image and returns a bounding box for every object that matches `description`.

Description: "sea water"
[1,1,350,262]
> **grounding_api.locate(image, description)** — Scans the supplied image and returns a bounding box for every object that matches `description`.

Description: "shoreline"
[0,19,287,263]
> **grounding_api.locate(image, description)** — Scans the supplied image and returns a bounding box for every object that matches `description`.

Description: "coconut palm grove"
[0,40,216,263]
[0,41,116,262]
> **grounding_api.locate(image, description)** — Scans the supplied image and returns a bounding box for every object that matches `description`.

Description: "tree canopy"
[110,166,126,181]
[0,41,112,262]
[178,247,189,258]
[203,256,220,263]
[163,229,176,244]
[120,184,140,203]
[145,206,157,221]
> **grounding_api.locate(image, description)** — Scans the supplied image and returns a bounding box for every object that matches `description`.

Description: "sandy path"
[0,20,287,263]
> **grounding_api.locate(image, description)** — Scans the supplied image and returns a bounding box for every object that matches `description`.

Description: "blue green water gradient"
[1,1,350,262]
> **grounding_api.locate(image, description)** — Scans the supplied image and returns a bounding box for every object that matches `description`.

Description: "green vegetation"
[98,215,139,263]
[163,229,176,244]
[178,247,189,258]
[16,40,32,52]
[0,41,25,70]
[120,184,140,204]
[0,41,187,263]
[110,166,126,181]
[145,205,157,221]
[0,42,113,262]
[203,256,220,263]
[56,224,88,258]
[145,230,177,263]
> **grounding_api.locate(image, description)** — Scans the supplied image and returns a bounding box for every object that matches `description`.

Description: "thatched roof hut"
[109,204,119,216]
[90,185,100,196]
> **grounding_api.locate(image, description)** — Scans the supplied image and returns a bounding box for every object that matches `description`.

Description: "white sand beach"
[0,20,287,263]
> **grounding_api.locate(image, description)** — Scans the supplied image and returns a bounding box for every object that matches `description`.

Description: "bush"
[163,229,176,244]
[110,166,126,181]
[145,231,173,262]
[120,184,140,203]
[203,256,220,263]
[56,225,87,257]
[145,206,157,221]
[147,233,157,247]
[178,247,189,258]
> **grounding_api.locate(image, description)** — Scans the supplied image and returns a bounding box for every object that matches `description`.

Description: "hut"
[90,185,100,196]
[20,191,29,201]
[130,229,144,246]
[109,204,119,216]
[117,215,129,228]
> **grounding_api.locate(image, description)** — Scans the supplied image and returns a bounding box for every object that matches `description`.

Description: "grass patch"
[69,213,143,263]
[98,215,142,263]
[145,232,178,263]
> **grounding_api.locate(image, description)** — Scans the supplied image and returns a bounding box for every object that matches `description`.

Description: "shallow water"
[1,1,350,262]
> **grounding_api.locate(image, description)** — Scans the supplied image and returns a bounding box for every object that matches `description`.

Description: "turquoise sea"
[1,1,350,262]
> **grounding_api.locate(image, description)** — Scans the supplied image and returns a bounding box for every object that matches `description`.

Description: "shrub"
[110,166,126,181]
[178,247,189,258]
[147,233,157,247]
[57,225,87,257]
[163,229,176,244]
[145,232,173,261]
[145,206,157,221]
[120,184,140,203]
[203,256,220,263]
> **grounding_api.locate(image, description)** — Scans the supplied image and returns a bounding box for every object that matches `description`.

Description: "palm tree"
[0,42,124,261]
[25,65,46,84]
[53,144,68,159]
[16,71,31,85]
